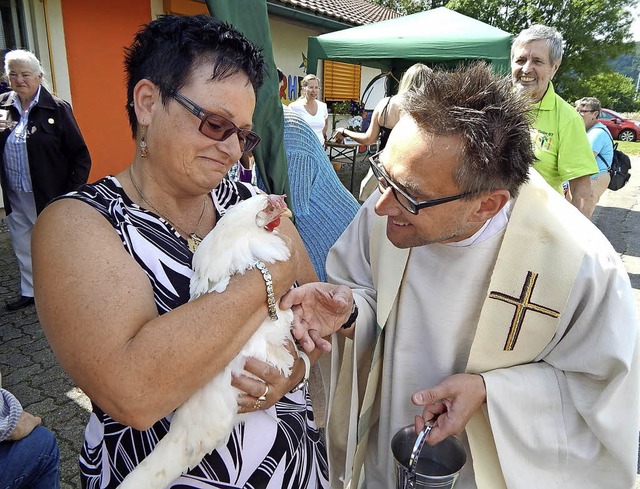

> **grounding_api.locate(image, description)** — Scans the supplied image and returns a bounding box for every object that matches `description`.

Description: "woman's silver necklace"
[129,165,207,252]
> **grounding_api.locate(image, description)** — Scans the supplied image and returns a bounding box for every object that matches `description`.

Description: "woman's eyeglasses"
[368,152,472,215]
[170,90,261,153]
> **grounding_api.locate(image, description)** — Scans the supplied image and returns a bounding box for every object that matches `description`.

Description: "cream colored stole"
[344,169,585,489]
[325,212,410,489]
[463,170,585,488]
[347,216,411,488]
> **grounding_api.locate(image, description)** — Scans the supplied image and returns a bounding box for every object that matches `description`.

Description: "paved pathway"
[0,217,90,488]
[0,158,638,487]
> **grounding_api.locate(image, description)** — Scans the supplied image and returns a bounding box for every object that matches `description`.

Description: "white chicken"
[118,193,296,489]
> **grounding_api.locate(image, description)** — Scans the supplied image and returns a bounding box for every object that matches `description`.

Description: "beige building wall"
[269,15,323,105]
[269,15,382,108]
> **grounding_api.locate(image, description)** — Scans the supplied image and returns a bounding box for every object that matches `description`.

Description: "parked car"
[597,108,640,142]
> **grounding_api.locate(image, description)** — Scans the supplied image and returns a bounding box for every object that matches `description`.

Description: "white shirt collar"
[13,85,42,116]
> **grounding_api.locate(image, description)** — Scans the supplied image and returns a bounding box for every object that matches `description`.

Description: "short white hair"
[5,49,44,76]
[4,49,51,91]
[511,25,564,66]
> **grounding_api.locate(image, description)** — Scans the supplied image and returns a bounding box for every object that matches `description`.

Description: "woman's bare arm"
[33,198,302,429]
[336,96,389,146]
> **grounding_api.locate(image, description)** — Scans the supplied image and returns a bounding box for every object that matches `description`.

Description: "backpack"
[594,126,632,191]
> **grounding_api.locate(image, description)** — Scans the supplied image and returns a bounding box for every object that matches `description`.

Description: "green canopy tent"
[307,7,513,90]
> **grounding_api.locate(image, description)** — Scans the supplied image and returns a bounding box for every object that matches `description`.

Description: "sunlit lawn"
[617,140,640,157]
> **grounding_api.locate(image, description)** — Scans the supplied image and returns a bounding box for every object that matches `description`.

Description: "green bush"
[577,71,640,112]
[329,101,351,115]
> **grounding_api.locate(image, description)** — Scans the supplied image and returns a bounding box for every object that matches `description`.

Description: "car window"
[599,111,613,121]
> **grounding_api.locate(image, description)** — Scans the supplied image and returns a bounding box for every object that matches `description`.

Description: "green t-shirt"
[530,82,598,193]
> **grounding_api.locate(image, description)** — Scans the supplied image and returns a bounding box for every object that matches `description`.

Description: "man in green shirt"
[511,25,598,217]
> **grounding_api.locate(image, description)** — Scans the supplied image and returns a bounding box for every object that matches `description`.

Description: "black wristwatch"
[341,302,359,329]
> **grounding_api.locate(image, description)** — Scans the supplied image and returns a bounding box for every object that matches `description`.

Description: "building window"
[323,60,361,102]
[0,0,28,52]
[0,0,29,91]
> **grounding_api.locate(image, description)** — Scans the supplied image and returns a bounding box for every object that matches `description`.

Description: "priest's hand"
[281,282,354,353]
[412,373,486,445]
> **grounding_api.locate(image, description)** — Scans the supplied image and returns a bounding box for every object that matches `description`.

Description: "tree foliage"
[446,0,637,100]
[372,0,639,109]
[578,71,640,111]
[371,0,446,15]
[609,42,640,82]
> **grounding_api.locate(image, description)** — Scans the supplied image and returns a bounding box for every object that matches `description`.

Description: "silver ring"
[257,384,269,402]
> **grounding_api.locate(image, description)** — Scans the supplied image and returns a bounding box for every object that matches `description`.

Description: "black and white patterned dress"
[61,176,329,489]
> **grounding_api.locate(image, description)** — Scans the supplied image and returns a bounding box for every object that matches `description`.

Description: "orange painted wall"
[60,0,152,182]
[164,0,209,15]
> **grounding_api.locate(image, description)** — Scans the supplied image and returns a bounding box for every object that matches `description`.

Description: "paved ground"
[0,155,638,487]
[0,216,90,488]
[334,145,373,200]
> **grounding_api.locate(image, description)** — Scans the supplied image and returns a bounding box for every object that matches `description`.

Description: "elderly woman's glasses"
[171,91,261,153]
[368,152,472,215]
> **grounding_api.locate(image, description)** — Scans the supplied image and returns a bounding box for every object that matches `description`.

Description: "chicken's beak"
[256,194,291,231]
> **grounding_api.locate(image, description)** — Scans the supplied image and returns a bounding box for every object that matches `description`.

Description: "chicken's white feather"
[118,194,295,489]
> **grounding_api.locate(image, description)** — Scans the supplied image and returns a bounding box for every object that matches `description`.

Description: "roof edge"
[266,1,355,31]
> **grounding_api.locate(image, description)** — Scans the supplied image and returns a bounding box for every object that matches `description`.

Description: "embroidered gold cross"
[489,271,560,351]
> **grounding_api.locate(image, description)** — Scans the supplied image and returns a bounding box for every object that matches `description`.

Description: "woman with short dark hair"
[32,15,328,488]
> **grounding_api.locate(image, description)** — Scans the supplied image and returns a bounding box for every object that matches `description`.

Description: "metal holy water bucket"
[391,425,467,489]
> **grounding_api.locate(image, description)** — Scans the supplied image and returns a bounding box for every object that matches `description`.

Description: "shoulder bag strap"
[592,126,613,170]
[381,97,392,127]
[596,153,611,170]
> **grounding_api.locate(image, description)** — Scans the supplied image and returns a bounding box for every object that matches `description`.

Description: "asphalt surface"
[0,155,639,487]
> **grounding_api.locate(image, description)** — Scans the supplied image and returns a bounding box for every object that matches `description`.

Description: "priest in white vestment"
[283,63,640,489]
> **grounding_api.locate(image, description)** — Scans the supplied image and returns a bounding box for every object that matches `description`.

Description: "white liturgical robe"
[324,170,639,489]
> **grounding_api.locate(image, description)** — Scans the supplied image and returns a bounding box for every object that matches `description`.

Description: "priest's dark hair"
[401,62,534,198]
[123,14,266,138]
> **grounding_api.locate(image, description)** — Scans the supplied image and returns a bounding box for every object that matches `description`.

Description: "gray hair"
[575,96,601,112]
[4,49,50,90]
[401,62,534,197]
[511,25,564,66]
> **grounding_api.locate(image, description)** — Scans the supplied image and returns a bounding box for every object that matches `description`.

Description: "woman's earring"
[140,126,149,158]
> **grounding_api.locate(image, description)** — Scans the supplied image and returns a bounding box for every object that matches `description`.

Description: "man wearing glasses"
[282,63,638,489]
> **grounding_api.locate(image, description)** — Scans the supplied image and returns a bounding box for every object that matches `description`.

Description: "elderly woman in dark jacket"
[0,49,91,310]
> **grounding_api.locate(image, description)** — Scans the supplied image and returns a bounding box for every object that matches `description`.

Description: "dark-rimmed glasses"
[368,152,472,215]
[171,90,261,153]
[577,109,597,115]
